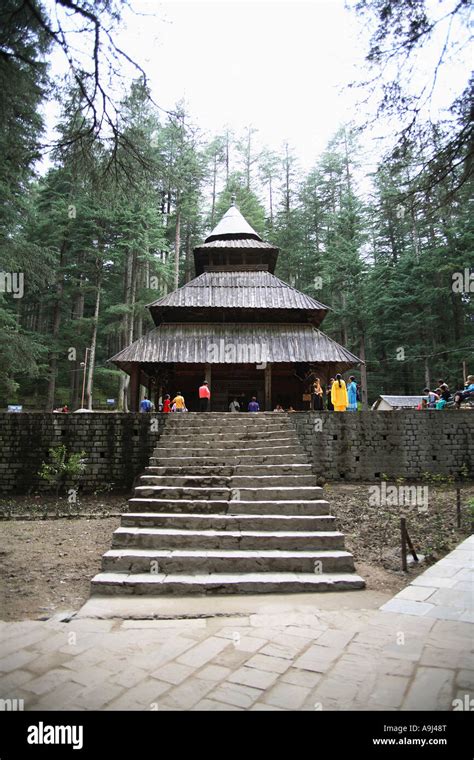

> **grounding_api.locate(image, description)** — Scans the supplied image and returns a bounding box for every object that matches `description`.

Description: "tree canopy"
[0,0,471,408]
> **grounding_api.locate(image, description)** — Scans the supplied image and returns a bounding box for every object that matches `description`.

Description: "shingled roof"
[109,323,361,370]
[196,238,275,250]
[109,204,362,383]
[148,271,329,314]
[205,205,262,242]
[372,395,425,410]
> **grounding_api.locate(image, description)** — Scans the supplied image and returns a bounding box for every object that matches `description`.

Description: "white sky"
[122,0,365,168]
[42,0,470,181]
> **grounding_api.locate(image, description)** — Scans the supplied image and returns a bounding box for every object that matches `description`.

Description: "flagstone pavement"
[0,536,472,711]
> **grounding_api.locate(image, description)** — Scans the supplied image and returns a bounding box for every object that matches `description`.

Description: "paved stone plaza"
[0,536,472,711]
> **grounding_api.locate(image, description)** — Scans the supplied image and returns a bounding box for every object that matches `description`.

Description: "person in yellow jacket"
[172,392,186,413]
[331,374,348,412]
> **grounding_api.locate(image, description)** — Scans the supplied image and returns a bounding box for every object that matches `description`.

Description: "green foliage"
[38,445,87,494]
[0,4,471,411]
[422,472,455,488]
[0,1,53,400]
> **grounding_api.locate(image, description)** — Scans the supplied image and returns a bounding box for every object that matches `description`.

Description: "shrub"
[38,445,87,495]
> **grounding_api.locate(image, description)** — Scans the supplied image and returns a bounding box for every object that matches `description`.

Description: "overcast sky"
[123,0,366,168]
[43,0,469,177]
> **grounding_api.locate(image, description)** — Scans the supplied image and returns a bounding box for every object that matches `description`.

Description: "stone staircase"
[91,413,365,595]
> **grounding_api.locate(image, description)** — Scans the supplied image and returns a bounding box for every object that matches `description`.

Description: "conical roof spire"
[205,204,262,243]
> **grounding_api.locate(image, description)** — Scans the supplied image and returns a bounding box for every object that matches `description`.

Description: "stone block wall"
[0,411,472,494]
[0,413,165,495]
[290,411,474,481]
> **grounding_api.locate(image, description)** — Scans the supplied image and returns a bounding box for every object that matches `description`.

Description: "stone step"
[164,416,295,432]
[166,410,290,418]
[166,411,288,415]
[144,464,313,477]
[101,548,355,574]
[153,445,305,457]
[91,572,365,595]
[134,486,323,501]
[128,498,331,515]
[136,485,230,500]
[111,527,345,551]
[161,419,295,428]
[159,429,296,441]
[149,454,309,467]
[139,475,316,488]
[88,410,364,601]
[122,512,337,531]
[157,435,300,447]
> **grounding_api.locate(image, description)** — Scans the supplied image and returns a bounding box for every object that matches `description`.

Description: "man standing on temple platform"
[199,380,211,411]
[139,396,152,413]
[248,396,260,412]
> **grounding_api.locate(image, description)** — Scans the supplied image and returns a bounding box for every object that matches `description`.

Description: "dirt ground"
[0,485,472,621]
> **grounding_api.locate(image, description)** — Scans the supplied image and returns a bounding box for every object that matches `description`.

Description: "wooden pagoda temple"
[109,203,362,411]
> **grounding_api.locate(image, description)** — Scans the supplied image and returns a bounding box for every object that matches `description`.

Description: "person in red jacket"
[199,380,211,411]
[162,394,171,413]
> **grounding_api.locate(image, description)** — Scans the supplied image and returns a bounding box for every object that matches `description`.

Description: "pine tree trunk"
[269,177,273,228]
[211,154,217,225]
[285,144,290,213]
[174,200,181,290]
[118,248,137,412]
[46,239,67,410]
[246,130,251,191]
[341,292,349,346]
[70,292,84,409]
[359,334,368,410]
[85,262,102,410]
[184,225,192,282]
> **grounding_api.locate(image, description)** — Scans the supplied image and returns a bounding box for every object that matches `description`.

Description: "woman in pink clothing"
[199,381,211,411]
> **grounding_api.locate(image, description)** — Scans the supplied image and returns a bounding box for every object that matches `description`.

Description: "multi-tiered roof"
[110,204,360,374]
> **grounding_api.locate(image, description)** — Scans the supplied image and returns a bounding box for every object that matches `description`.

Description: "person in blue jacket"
[347,376,358,412]
[139,396,153,412]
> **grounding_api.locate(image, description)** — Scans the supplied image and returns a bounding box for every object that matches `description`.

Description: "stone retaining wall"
[0,411,472,494]
[290,411,473,481]
[0,413,165,494]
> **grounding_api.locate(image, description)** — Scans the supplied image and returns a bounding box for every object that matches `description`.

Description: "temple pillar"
[205,363,212,410]
[129,364,140,413]
[265,363,272,411]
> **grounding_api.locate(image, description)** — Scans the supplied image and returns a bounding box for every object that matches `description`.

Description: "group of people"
[148,376,362,414]
[144,373,474,414]
[311,375,359,413]
[152,382,212,413]
[53,404,69,413]
[417,376,474,410]
[229,397,261,412]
